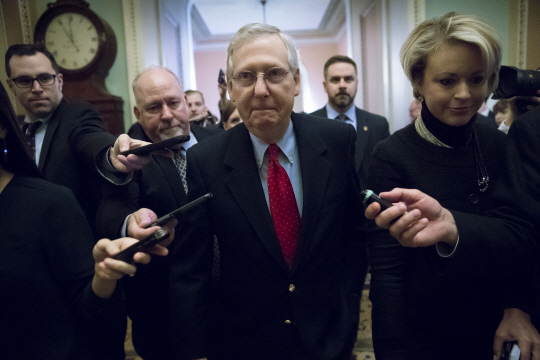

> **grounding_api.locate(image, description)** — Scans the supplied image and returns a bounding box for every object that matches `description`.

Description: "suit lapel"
[292,113,331,272]
[224,126,289,271]
[354,107,370,172]
[38,100,64,171]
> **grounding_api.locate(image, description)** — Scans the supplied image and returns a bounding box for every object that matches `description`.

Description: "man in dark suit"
[96,65,219,360]
[310,55,389,190]
[5,44,148,237]
[169,24,366,360]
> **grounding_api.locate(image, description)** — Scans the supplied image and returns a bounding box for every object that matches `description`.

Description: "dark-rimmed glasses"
[10,74,57,88]
[232,67,289,87]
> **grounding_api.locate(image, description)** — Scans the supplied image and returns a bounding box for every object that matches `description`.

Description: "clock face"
[44,12,99,71]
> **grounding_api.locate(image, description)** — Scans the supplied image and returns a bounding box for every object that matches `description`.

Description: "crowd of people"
[1,11,539,360]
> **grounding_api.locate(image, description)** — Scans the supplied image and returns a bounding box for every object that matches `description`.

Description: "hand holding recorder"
[116,193,213,263]
[363,188,458,248]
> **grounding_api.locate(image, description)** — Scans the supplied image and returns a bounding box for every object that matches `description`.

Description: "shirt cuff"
[95,146,134,186]
[436,236,459,257]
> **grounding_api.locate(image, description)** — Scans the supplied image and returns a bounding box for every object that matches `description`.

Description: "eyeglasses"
[10,74,57,88]
[232,67,289,87]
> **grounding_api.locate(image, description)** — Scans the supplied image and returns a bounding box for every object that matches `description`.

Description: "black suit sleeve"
[68,102,116,167]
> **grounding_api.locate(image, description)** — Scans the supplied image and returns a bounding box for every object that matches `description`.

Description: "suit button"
[284,320,292,324]
[289,284,295,292]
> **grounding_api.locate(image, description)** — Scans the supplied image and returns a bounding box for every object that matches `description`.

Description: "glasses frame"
[232,67,290,87]
[10,74,57,88]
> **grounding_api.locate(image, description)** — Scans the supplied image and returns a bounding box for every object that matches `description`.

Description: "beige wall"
[193,49,227,118]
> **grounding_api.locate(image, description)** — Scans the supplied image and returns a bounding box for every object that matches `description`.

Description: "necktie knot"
[24,121,43,136]
[268,143,280,161]
[335,114,348,122]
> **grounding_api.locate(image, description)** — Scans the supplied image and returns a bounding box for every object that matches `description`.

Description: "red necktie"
[267,144,300,269]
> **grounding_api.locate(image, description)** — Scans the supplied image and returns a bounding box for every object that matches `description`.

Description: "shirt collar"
[183,131,198,151]
[250,119,296,168]
[24,112,53,125]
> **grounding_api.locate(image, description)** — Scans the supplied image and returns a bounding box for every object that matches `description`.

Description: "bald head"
[132,67,190,143]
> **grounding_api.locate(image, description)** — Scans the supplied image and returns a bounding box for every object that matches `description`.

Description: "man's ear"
[56,73,63,92]
[134,106,141,121]
[322,80,328,95]
[6,79,13,91]
[227,80,235,103]
[293,68,300,97]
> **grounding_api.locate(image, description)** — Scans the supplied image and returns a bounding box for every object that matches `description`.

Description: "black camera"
[492,66,540,99]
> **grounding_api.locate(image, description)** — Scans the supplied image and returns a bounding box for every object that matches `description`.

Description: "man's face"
[228,34,300,143]
[134,69,190,143]
[186,92,208,119]
[323,62,358,113]
[8,53,63,122]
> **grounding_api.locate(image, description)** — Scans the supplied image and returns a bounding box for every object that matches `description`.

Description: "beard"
[158,123,188,141]
[330,92,354,111]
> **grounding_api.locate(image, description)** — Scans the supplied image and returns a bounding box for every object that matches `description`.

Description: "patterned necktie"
[173,150,188,195]
[22,121,42,161]
[267,144,300,269]
[335,114,348,122]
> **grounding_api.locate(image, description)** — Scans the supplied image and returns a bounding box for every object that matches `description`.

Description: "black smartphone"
[147,193,213,228]
[218,69,225,84]
[360,190,394,210]
[120,135,190,156]
[114,228,170,263]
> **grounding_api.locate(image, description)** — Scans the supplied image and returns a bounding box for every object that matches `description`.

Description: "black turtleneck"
[421,100,476,148]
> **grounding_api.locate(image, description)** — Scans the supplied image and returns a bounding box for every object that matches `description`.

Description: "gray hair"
[132,65,183,104]
[400,12,502,99]
[226,23,299,80]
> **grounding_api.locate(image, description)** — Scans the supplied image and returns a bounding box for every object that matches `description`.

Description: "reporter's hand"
[127,208,177,248]
[365,188,458,248]
[109,134,173,173]
[91,237,153,299]
[493,308,540,360]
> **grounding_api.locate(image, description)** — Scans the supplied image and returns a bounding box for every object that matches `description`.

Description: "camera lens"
[493,66,540,99]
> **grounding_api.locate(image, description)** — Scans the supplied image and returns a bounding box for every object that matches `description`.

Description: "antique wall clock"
[34,0,124,135]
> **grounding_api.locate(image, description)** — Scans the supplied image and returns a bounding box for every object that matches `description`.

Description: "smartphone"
[499,341,520,360]
[120,135,190,156]
[114,228,170,263]
[360,189,393,210]
[147,193,213,228]
[218,69,225,84]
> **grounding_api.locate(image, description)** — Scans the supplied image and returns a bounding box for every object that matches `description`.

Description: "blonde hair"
[400,12,502,99]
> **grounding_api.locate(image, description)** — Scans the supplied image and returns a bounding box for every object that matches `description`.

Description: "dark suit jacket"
[170,112,366,359]
[96,121,218,360]
[309,106,389,190]
[38,98,116,237]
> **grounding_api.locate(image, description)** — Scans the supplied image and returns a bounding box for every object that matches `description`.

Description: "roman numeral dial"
[44,12,99,70]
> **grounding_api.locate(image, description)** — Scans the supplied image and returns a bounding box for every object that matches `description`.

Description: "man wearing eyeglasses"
[170,23,366,360]
[5,44,148,239]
